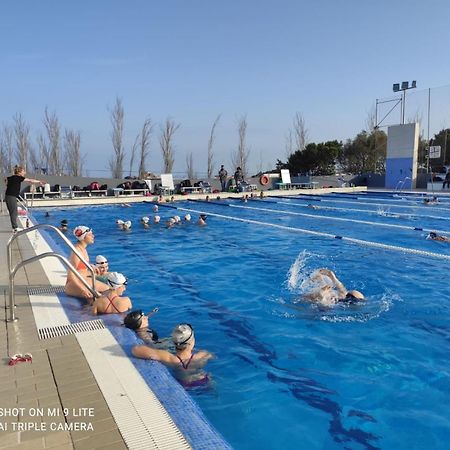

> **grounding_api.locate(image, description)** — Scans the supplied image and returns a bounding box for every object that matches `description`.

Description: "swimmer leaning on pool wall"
[132,323,214,388]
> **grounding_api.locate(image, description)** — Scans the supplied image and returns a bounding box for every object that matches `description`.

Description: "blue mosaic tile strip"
[36,224,232,450]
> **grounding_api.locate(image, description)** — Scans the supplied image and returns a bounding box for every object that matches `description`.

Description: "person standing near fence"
[4,165,44,232]
[218,165,228,192]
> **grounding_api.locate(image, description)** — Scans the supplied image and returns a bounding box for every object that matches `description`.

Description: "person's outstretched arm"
[132,345,175,364]
[319,269,347,296]
[24,177,44,184]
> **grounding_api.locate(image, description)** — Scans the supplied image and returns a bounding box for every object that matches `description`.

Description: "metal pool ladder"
[6,224,98,322]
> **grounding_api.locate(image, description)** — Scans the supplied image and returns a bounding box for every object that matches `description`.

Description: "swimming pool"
[34,193,450,449]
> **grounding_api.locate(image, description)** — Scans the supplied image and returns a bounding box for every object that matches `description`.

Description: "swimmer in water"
[427,231,450,242]
[198,214,207,226]
[140,216,150,229]
[303,269,365,307]
[122,220,132,231]
[124,308,159,344]
[132,323,213,388]
[423,196,438,205]
[59,219,69,233]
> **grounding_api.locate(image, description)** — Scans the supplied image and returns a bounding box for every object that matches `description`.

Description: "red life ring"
[260,174,270,186]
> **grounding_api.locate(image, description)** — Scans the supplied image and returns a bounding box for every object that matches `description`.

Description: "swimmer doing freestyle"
[303,269,365,307]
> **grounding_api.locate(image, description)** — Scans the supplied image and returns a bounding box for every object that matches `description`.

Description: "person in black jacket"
[5,165,44,232]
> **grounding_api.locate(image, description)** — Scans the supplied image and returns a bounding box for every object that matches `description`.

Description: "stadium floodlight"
[393,80,417,124]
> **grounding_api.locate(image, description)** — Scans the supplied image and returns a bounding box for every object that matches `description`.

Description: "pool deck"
[0,186,365,449]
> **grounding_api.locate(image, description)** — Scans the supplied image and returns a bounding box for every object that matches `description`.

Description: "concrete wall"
[385,123,419,189]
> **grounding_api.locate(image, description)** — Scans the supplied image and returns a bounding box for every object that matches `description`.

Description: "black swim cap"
[61,219,68,225]
[200,214,207,220]
[124,310,144,330]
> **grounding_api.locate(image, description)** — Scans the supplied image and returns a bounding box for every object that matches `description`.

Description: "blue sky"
[2,0,450,177]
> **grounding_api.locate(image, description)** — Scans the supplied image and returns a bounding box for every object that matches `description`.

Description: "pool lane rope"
[229,204,450,236]
[274,199,450,221]
[174,205,450,261]
[283,194,450,213]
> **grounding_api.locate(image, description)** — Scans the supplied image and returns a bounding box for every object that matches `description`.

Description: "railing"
[17,194,28,211]
[7,224,97,322]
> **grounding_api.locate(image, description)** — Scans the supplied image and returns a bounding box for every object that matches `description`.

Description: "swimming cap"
[61,219,68,226]
[153,205,159,212]
[124,310,144,330]
[141,216,149,223]
[174,215,181,222]
[154,215,160,223]
[95,255,108,265]
[123,221,132,229]
[184,214,191,221]
[107,272,127,287]
[116,219,124,225]
[73,226,91,241]
[172,323,194,347]
[200,214,207,221]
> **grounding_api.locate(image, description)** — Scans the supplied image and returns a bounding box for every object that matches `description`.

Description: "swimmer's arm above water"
[132,344,177,365]
[319,269,347,297]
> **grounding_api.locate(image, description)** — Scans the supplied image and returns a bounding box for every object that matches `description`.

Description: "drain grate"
[38,319,106,339]
[27,285,66,295]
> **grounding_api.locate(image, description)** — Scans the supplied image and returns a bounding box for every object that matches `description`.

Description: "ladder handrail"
[8,252,98,321]
[7,224,97,320]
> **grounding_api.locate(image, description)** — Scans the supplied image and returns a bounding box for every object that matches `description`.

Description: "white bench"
[180,186,204,194]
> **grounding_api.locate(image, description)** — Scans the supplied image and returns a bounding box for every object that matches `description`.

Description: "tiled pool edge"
[26,215,232,450]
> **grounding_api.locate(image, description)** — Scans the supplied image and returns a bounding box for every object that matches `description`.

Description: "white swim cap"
[73,226,91,241]
[95,255,108,265]
[172,323,194,347]
[116,219,124,225]
[154,215,160,223]
[124,220,132,229]
[174,215,181,223]
[184,214,191,221]
[153,205,159,212]
[107,272,127,287]
[141,216,149,223]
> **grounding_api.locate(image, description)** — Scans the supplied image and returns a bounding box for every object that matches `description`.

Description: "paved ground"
[0,209,127,450]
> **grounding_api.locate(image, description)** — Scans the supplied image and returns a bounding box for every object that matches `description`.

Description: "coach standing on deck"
[5,165,44,233]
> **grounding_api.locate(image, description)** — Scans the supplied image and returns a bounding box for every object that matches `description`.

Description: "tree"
[109,97,125,178]
[231,115,249,177]
[160,118,180,173]
[292,112,308,153]
[287,141,341,175]
[0,124,14,173]
[128,134,139,177]
[338,130,386,174]
[13,113,31,170]
[186,152,195,180]
[64,129,84,176]
[137,118,152,179]
[207,114,221,178]
[43,108,62,175]
[36,133,50,174]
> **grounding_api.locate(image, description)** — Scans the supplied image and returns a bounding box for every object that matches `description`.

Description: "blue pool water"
[34,193,450,449]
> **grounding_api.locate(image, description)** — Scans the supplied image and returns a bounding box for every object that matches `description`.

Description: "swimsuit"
[176,353,210,388]
[176,354,194,369]
[76,261,89,271]
[103,293,122,314]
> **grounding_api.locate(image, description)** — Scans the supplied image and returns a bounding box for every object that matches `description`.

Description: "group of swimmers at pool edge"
[63,223,213,388]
